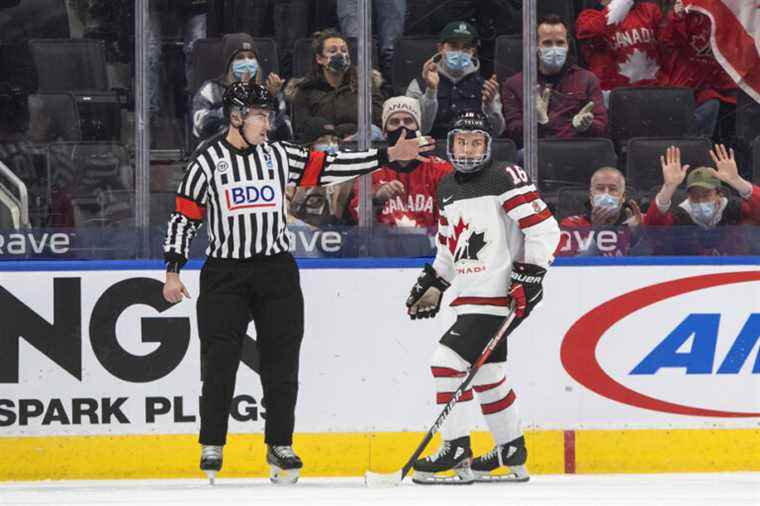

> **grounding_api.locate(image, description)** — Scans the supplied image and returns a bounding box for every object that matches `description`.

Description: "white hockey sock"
[473,362,522,445]
[430,345,473,441]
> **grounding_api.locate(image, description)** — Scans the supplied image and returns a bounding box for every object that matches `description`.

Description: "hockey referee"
[162,81,434,484]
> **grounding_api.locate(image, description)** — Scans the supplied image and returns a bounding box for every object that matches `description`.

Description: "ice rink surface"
[1,473,758,506]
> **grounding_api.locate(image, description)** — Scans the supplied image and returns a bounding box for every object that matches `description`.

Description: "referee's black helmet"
[223,81,275,121]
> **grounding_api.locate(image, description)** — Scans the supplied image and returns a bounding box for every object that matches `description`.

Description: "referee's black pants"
[197,252,304,447]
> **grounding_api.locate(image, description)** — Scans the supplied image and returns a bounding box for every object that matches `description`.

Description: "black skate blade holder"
[365,303,518,487]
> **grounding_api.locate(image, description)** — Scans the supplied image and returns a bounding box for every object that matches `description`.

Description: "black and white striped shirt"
[164,137,388,266]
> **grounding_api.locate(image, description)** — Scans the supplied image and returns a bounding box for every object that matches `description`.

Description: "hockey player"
[405,111,560,484]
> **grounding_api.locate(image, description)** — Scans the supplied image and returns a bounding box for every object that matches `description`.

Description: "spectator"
[406,21,504,139]
[191,33,289,142]
[557,166,645,256]
[501,15,607,147]
[576,0,663,106]
[647,145,760,254]
[287,122,353,227]
[285,30,385,142]
[349,96,453,228]
[206,0,310,78]
[658,0,737,138]
[337,0,406,80]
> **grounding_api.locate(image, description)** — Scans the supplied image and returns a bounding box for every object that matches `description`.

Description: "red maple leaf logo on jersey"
[690,31,711,57]
[448,217,469,256]
[447,217,487,261]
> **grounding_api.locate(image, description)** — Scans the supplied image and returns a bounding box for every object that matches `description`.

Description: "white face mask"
[592,193,621,210]
[690,201,718,225]
[539,46,568,71]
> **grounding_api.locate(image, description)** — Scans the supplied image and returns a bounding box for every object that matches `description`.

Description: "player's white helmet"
[446,111,493,174]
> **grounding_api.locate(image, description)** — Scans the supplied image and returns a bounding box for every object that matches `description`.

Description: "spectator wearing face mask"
[647,145,760,254]
[501,15,608,147]
[286,122,353,228]
[285,30,385,142]
[556,166,645,256]
[191,33,289,142]
[576,0,663,106]
[658,0,737,138]
[406,21,504,139]
[349,96,453,228]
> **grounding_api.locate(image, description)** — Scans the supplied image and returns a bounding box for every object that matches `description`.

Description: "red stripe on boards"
[564,430,576,474]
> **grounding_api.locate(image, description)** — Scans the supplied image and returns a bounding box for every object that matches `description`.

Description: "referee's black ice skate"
[267,445,303,485]
[412,435,474,485]
[471,436,529,482]
[200,445,223,485]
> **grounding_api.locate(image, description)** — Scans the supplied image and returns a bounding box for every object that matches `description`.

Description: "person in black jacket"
[405,21,504,139]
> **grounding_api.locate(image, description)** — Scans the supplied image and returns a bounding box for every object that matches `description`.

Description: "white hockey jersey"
[432,162,560,317]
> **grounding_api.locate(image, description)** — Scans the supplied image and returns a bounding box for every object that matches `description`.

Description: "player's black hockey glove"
[507,262,547,319]
[406,263,450,320]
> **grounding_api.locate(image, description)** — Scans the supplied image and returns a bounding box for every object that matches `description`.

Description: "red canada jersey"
[350,156,453,228]
[658,10,737,105]
[576,3,663,91]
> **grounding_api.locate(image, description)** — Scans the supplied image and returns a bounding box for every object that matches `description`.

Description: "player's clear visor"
[446,128,492,173]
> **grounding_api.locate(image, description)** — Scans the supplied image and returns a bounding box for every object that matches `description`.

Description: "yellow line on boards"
[0,429,756,481]
[574,429,760,474]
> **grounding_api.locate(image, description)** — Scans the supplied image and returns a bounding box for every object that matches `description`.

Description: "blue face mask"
[314,143,338,155]
[592,193,620,210]
[539,46,568,72]
[445,51,472,71]
[690,201,718,224]
[232,58,258,80]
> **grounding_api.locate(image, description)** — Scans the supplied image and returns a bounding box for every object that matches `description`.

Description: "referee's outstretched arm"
[281,131,432,188]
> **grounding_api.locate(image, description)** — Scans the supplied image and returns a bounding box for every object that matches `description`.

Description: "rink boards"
[0,258,758,480]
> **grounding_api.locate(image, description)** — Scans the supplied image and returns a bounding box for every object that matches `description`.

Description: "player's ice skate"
[471,436,529,483]
[267,445,303,485]
[412,436,474,485]
[199,445,223,485]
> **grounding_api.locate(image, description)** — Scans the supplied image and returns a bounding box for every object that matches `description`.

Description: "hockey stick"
[365,303,518,487]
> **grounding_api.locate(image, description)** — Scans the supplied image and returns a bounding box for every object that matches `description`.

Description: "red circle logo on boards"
[560,270,760,418]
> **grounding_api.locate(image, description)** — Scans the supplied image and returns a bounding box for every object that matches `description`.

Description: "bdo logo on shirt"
[224,181,280,211]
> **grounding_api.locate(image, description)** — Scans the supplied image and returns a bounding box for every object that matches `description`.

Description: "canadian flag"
[685,0,760,102]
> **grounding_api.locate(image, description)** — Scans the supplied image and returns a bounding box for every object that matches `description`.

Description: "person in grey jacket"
[406,21,504,139]
[191,32,292,142]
